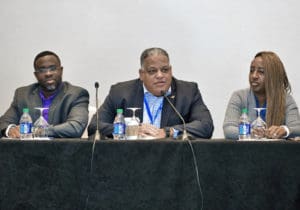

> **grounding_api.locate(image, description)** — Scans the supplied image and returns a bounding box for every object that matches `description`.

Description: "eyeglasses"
[35,65,59,74]
[143,66,171,76]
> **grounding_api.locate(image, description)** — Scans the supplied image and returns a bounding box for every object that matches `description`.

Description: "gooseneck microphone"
[161,91,189,140]
[94,82,101,140]
[86,82,101,208]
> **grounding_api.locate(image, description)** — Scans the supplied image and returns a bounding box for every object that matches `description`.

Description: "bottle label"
[20,122,32,134]
[239,123,251,135]
[113,122,125,135]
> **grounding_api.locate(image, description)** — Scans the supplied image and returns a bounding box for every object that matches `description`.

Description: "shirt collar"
[142,84,171,97]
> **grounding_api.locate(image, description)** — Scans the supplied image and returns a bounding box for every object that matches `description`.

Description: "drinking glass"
[125,107,140,140]
[251,108,267,139]
[32,107,49,139]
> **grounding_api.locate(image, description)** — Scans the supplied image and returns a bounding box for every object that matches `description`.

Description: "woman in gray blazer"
[223,51,300,140]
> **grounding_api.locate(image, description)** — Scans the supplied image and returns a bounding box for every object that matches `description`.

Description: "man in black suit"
[88,47,213,139]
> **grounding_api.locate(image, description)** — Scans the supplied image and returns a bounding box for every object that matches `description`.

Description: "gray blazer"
[88,78,214,139]
[0,82,89,138]
[223,88,300,139]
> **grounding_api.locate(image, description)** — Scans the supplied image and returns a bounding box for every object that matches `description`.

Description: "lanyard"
[143,96,163,125]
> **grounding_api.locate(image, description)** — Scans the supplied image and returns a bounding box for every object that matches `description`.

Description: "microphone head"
[95,82,99,88]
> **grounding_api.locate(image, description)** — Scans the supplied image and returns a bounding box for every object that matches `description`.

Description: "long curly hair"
[255,51,291,126]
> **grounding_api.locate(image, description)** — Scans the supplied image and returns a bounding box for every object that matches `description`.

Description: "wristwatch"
[164,127,171,138]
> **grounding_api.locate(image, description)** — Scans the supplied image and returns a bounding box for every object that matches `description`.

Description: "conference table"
[0,138,299,210]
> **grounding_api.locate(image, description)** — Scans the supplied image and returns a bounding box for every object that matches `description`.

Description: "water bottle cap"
[242,108,248,113]
[116,108,123,114]
[23,108,29,113]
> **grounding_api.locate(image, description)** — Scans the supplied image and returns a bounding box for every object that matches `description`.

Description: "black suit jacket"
[88,78,214,139]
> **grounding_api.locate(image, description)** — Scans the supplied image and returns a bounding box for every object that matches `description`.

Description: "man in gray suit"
[0,51,89,138]
[88,47,213,139]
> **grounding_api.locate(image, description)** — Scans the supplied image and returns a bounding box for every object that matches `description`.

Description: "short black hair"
[33,51,61,70]
[140,47,169,67]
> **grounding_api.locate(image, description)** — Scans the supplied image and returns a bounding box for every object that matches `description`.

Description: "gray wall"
[1,0,300,138]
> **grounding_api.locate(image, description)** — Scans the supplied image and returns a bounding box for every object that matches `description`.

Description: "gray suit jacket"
[0,82,89,138]
[88,78,214,139]
[223,88,300,139]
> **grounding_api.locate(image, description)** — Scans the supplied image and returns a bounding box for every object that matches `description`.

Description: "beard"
[41,78,62,92]
[45,84,57,91]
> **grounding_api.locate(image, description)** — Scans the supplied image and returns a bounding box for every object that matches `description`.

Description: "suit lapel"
[135,82,144,122]
[29,86,43,121]
[161,94,176,127]
[161,79,176,128]
[47,82,65,123]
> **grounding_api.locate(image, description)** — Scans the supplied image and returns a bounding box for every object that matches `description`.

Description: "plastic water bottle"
[113,108,126,140]
[19,108,33,140]
[238,108,251,140]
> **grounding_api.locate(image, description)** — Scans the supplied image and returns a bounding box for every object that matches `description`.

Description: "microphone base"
[94,130,101,141]
[181,130,194,140]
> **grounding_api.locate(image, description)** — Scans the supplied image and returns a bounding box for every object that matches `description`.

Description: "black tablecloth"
[0,139,299,210]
